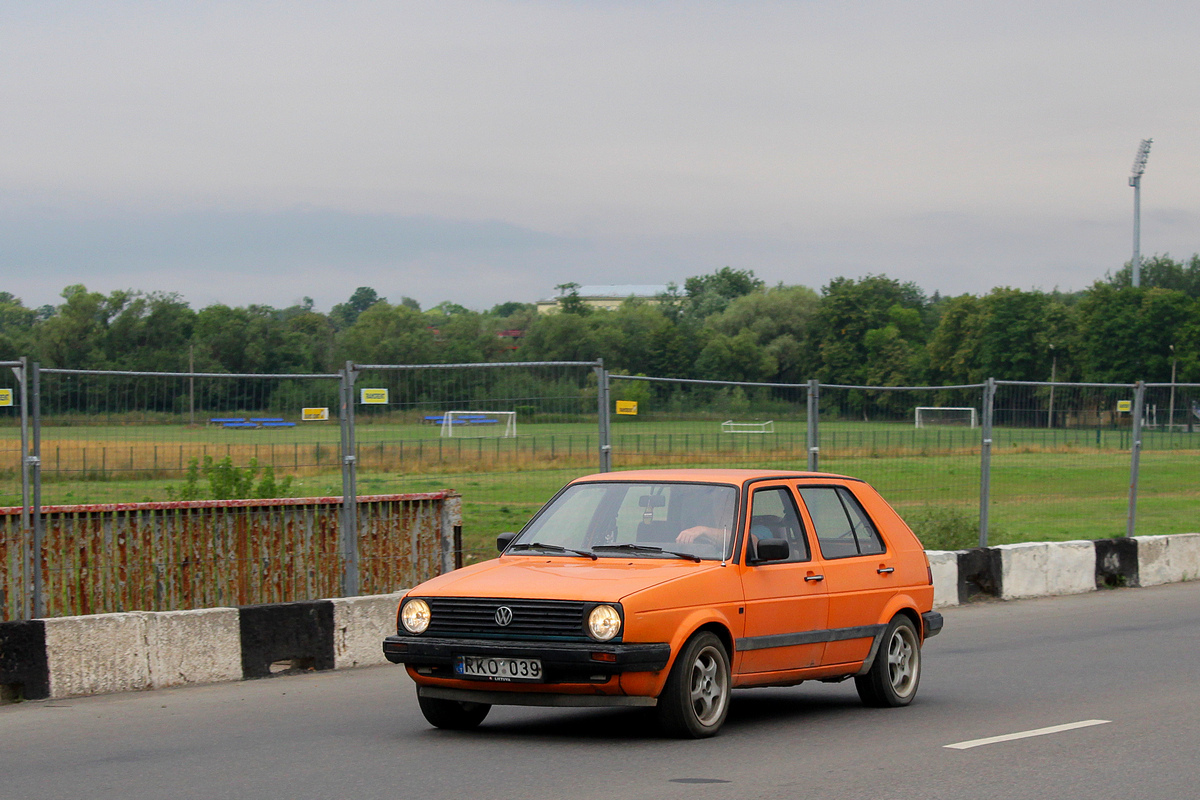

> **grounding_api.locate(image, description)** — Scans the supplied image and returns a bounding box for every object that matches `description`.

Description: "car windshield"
[510,482,738,561]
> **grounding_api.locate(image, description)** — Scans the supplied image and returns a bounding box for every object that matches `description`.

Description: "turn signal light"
[590,652,617,663]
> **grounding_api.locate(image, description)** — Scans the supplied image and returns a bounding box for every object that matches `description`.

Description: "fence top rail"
[0,360,22,367]
[820,382,985,391]
[39,368,341,379]
[994,380,1136,389]
[1145,382,1200,389]
[354,360,602,371]
[609,374,806,389]
[0,492,460,516]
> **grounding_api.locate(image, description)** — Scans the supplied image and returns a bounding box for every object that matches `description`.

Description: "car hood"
[408,556,724,602]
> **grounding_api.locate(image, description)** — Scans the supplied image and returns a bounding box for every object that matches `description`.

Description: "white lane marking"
[944,719,1111,750]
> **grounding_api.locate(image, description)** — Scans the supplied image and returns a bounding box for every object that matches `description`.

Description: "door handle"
[804,574,825,582]
[877,567,895,574]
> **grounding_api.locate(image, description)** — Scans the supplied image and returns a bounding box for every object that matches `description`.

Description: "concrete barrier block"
[0,620,49,701]
[1095,538,1139,588]
[925,551,959,608]
[239,601,335,679]
[957,547,1002,602]
[996,541,1095,600]
[1136,533,1200,586]
[43,613,151,699]
[331,592,406,669]
[142,608,241,689]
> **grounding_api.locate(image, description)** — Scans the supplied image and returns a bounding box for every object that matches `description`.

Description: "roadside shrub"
[165,456,294,501]
[904,505,979,551]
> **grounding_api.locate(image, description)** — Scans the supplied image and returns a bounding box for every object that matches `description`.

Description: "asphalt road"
[3,582,1199,800]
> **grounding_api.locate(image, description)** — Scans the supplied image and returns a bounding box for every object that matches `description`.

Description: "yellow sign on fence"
[360,388,389,405]
[302,407,329,421]
[616,400,638,415]
[0,389,11,407]
[1117,400,1132,413]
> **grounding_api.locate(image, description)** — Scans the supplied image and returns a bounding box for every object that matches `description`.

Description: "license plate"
[455,655,543,682]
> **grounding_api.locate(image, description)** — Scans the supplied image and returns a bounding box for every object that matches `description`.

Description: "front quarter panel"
[617,565,743,697]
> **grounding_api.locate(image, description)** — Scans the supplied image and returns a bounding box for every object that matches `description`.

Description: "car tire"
[855,615,921,708]
[417,693,491,730]
[656,631,731,738]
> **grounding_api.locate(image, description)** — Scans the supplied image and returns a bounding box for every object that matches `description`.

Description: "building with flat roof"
[536,284,671,314]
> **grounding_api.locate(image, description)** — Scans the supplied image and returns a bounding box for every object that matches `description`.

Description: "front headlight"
[401,599,431,634]
[587,604,622,641]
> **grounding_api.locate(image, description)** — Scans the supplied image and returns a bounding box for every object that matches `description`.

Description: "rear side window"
[798,486,886,559]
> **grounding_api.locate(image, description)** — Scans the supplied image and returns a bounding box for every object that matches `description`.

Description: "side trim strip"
[736,623,886,652]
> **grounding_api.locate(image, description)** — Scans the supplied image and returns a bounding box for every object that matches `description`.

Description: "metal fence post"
[596,360,612,472]
[1126,380,1145,538]
[30,362,44,618]
[978,378,995,548]
[12,358,31,619]
[339,361,359,597]
[806,379,820,471]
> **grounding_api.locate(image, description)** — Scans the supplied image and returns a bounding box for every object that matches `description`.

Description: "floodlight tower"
[1129,138,1153,288]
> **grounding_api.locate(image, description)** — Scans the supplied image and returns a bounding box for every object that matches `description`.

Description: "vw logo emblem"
[494,606,514,627]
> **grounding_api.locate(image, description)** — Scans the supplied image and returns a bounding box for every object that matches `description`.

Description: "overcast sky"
[2,1,1197,313]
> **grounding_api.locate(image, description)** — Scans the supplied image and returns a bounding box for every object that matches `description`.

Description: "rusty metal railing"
[0,493,459,621]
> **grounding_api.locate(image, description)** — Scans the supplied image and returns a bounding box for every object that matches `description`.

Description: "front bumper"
[418,685,659,708]
[382,635,672,678]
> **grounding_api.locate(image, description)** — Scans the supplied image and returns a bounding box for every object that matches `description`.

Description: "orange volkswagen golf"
[383,469,942,738]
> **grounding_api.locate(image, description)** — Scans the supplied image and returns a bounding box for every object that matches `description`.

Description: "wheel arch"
[695,620,735,661]
[857,600,922,676]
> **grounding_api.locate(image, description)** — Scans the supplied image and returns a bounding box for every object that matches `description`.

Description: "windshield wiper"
[593,543,702,563]
[507,542,597,560]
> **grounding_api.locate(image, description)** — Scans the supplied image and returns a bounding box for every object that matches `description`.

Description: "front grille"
[425,597,589,640]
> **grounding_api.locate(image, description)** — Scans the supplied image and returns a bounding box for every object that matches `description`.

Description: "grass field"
[1,417,1196,564]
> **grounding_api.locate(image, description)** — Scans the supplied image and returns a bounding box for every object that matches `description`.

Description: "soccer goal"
[914,407,978,428]
[439,410,517,438]
[721,420,775,434]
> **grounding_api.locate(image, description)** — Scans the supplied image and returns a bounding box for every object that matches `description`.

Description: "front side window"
[747,487,810,563]
[798,486,886,559]
[512,482,738,561]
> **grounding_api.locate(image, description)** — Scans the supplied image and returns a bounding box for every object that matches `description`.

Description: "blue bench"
[213,417,296,429]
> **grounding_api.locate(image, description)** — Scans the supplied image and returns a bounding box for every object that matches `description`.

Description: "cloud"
[0,207,579,309]
[0,2,1196,312]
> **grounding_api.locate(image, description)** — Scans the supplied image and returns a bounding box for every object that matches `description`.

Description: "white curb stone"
[142,608,241,689]
[331,592,406,669]
[925,551,960,608]
[996,540,1095,600]
[44,613,151,699]
[1136,533,1200,586]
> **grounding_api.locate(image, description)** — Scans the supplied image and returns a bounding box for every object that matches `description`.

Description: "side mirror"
[753,538,790,563]
[497,531,517,553]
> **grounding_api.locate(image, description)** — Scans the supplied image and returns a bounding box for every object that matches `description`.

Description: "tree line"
[2,255,1198,386]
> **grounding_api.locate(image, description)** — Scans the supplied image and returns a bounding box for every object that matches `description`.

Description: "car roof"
[568,468,858,485]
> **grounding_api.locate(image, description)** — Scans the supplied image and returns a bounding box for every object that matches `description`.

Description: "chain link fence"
[989,381,1139,542]
[3,360,1197,621]
[348,361,604,565]
[1139,381,1200,539]
[33,368,343,506]
[814,383,984,545]
[606,375,810,469]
